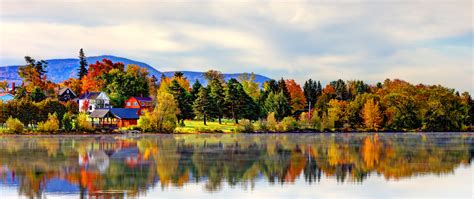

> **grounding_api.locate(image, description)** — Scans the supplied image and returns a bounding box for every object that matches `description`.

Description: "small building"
[58,87,77,102]
[78,92,111,113]
[124,97,153,115]
[89,108,139,128]
[0,93,14,102]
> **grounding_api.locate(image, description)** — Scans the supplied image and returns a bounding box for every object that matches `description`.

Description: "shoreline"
[1,130,473,136]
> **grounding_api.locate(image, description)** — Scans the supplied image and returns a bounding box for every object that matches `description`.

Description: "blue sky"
[0,0,472,92]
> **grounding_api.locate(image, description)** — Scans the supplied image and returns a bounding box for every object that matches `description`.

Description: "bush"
[76,112,93,131]
[138,111,153,131]
[281,116,299,132]
[310,110,322,131]
[299,112,310,129]
[6,117,24,134]
[255,119,269,132]
[266,112,278,132]
[62,112,73,131]
[195,127,223,133]
[236,119,254,133]
[38,113,60,132]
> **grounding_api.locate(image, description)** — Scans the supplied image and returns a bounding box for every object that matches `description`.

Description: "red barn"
[124,97,153,115]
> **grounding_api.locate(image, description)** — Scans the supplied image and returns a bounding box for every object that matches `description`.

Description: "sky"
[0,0,473,92]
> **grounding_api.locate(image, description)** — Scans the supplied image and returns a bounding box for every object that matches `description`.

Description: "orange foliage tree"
[285,79,307,110]
[80,59,124,93]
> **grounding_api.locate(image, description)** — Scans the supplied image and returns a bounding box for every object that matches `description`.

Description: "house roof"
[89,108,139,119]
[130,97,153,102]
[0,93,14,101]
[89,109,113,118]
[78,92,102,100]
[110,108,139,119]
[59,87,76,96]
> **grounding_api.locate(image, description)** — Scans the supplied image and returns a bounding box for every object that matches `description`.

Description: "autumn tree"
[81,59,124,92]
[362,98,383,130]
[285,79,307,111]
[204,70,224,83]
[102,64,149,107]
[327,99,348,129]
[239,73,260,101]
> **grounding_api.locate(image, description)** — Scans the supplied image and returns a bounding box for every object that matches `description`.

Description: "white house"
[77,92,111,113]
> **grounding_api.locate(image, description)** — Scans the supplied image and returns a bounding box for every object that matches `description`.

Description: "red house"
[124,97,153,115]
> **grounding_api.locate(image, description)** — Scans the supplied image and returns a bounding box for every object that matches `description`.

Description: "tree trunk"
[218,117,222,124]
[203,115,207,126]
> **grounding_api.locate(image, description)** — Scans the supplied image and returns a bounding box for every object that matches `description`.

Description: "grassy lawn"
[176,120,239,133]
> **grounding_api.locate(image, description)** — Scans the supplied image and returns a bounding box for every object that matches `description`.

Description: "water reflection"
[0,133,472,198]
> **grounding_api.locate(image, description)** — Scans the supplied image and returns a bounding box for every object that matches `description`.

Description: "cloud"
[0,0,472,92]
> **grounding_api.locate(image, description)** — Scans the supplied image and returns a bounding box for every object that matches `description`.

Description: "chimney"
[11,82,15,94]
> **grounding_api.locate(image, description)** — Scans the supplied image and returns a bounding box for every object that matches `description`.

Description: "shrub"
[281,116,299,132]
[236,119,254,133]
[38,113,60,133]
[6,117,24,134]
[62,112,73,131]
[266,112,278,132]
[255,119,269,132]
[310,110,322,131]
[76,112,94,131]
[299,112,310,129]
[138,111,153,132]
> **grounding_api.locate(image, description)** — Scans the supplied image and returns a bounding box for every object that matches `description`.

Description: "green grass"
[176,120,238,133]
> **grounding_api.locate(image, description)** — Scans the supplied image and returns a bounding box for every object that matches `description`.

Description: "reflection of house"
[89,108,139,128]
[0,93,14,102]
[78,92,111,113]
[78,150,110,173]
[124,97,153,115]
[58,87,76,102]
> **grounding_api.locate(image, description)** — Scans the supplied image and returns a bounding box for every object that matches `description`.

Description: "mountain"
[0,55,271,86]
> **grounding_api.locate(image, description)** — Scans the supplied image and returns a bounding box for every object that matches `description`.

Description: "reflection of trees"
[0,133,471,197]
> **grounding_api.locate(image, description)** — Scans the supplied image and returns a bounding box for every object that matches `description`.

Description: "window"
[127,102,131,106]
[134,102,138,106]
[89,106,92,110]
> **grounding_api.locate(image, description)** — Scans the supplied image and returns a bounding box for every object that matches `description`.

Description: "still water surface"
[0,133,472,198]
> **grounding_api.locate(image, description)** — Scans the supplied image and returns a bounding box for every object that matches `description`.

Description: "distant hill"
[0,55,271,86]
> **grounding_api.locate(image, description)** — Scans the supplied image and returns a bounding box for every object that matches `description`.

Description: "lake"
[0,133,472,199]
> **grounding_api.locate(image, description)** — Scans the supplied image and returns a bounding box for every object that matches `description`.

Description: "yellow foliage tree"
[362,98,383,130]
[138,92,180,132]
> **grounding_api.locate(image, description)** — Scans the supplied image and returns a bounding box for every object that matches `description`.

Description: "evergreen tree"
[264,91,291,121]
[190,80,202,102]
[78,48,88,79]
[330,79,348,100]
[303,79,319,108]
[169,79,194,124]
[224,78,247,124]
[209,79,225,124]
[277,78,291,103]
[193,87,217,125]
[25,56,47,77]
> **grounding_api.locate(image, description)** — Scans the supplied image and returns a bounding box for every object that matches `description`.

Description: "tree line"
[1,49,473,133]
